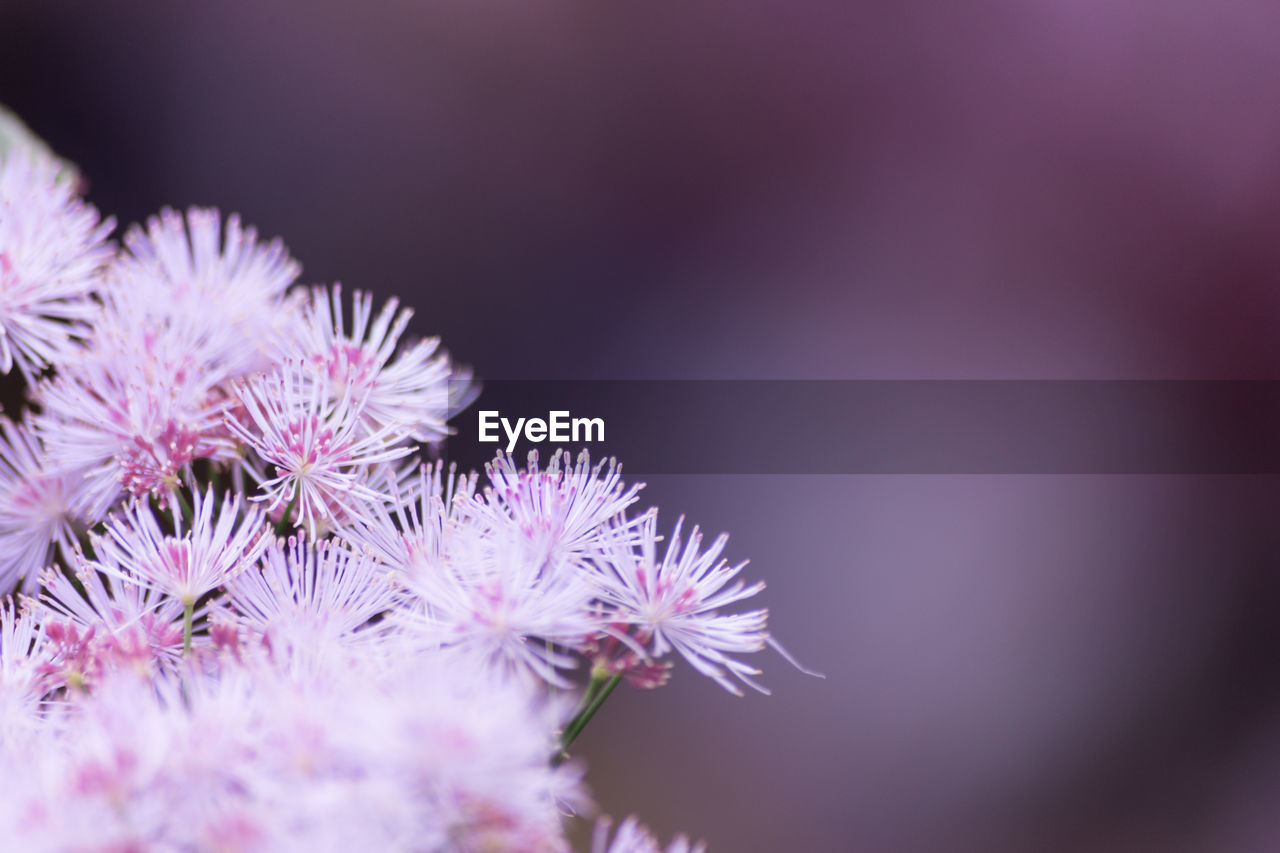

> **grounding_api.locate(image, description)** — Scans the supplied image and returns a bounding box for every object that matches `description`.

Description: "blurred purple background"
[5,2,1280,851]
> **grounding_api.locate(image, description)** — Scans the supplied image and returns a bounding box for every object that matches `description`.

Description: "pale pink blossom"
[34,313,238,516]
[0,597,45,745]
[287,284,469,443]
[335,460,477,579]
[92,489,269,607]
[469,450,646,571]
[0,151,113,380]
[391,521,600,687]
[39,556,185,677]
[0,418,81,592]
[33,206,306,515]
[228,361,415,537]
[223,536,396,669]
[0,650,584,851]
[593,513,772,695]
[112,206,305,379]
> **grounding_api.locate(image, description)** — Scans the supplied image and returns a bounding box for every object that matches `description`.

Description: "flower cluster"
[0,136,805,850]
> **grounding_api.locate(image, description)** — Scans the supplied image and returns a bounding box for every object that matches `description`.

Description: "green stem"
[572,671,605,718]
[182,600,194,655]
[558,672,622,760]
[174,489,195,531]
[275,491,299,537]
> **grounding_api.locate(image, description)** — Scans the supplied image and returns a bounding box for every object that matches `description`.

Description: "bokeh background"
[5,2,1280,851]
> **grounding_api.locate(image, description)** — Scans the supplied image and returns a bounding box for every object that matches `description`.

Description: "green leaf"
[0,103,82,187]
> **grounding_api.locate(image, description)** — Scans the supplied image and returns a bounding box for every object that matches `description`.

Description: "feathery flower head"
[288,284,466,443]
[336,460,477,579]
[0,648,583,851]
[112,206,304,379]
[594,513,771,696]
[471,450,645,570]
[39,556,185,678]
[224,536,396,669]
[92,489,269,607]
[228,361,416,538]
[34,307,238,515]
[0,151,114,380]
[392,520,599,688]
[0,417,81,591]
[32,206,305,516]
[0,596,45,745]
